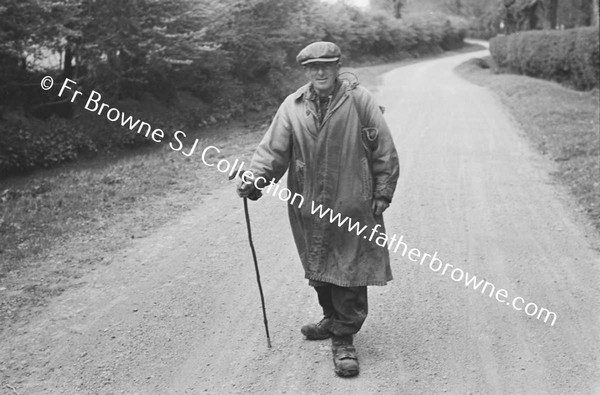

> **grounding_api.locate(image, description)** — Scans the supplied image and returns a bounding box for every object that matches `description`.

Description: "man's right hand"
[237,181,262,201]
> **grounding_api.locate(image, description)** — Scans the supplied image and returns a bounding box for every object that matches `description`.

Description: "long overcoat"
[248,79,400,286]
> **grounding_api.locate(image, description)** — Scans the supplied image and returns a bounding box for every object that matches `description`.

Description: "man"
[237,41,399,377]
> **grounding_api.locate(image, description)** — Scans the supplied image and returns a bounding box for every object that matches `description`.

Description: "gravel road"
[2,49,599,394]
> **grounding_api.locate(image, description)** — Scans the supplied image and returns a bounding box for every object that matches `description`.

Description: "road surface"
[2,49,599,394]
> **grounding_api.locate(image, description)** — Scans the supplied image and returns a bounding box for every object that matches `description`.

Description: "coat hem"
[305,273,390,287]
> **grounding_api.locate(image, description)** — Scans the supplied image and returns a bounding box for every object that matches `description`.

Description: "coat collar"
[293,78,351,103]
[293,78,354,139]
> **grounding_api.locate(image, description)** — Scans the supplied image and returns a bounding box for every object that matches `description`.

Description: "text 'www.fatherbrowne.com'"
[309,200,558,327]
[245,174,558,327]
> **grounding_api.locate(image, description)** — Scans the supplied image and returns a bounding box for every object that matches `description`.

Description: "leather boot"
[300,317,333,340]
[331,334,359,377]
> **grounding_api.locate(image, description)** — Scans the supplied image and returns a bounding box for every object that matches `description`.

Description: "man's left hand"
[371,198,390,216]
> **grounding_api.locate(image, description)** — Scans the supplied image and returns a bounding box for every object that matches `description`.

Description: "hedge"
[490,27,600,90]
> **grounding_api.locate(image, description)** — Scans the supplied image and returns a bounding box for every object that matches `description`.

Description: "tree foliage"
[403,0,600,38]
[1,0,468,175]
[1,0,468,108]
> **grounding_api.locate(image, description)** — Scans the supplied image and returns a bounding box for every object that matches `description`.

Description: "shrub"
[0,113,97,173]
[490,27,600,90]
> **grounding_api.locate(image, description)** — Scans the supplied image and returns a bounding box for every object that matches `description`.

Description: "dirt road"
[2,49,600,394]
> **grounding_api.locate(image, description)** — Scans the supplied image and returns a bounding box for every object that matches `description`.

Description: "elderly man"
[237,41,399,377]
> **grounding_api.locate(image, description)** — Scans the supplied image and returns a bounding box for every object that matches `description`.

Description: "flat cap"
[296,41,341,65]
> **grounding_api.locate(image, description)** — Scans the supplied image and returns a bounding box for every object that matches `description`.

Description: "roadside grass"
[456,57,600,232]
[0,44,485,332]
[0,115,270,329]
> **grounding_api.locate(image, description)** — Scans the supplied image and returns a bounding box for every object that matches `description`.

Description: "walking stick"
[243,197,272,348]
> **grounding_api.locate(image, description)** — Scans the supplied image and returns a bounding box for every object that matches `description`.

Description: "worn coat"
[249,79,400,286]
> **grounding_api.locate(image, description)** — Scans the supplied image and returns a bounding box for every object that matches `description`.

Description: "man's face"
[304,62,340,96]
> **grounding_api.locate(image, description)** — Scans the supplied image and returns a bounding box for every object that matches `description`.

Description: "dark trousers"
[314,284,368,336]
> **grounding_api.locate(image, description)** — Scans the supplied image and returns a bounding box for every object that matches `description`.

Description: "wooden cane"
[243,197,272,348]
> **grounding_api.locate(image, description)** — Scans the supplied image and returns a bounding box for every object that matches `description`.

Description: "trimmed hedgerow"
[490,27,599,90]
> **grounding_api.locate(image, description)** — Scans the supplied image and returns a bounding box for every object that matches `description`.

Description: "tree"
[547,0,559,28]
[393,0,404,18]
[495,0,546,32]
[369,0,404,18]
[443,0,498,17]
[517,0,545,30]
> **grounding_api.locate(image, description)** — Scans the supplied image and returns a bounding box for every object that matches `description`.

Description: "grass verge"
[0,114,271,331]
[456,57,600,232]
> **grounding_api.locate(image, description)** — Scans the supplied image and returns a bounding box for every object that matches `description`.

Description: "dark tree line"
[371,0,599,36]
[499,0,598,32]
[1,0,470,113]
[442,0,599,37]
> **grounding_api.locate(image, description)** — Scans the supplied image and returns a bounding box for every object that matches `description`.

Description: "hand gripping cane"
[242,197,272,348]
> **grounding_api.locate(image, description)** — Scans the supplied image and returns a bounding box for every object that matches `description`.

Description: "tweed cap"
[296,41,341,65]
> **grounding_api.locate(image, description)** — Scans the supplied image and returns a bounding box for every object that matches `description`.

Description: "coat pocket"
[295,160,305,192]
[361,157,373,201]
[360,127,379,163]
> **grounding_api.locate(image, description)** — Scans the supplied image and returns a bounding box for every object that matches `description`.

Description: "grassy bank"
[456,57,600,232]
[0,115,270,329]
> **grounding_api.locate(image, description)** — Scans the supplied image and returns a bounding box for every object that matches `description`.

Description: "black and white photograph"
[1,0,599,393]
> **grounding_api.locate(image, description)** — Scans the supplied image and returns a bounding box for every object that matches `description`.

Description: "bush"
[490,27,600,90]
[0,113,97,172]
[0,89,212,176]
